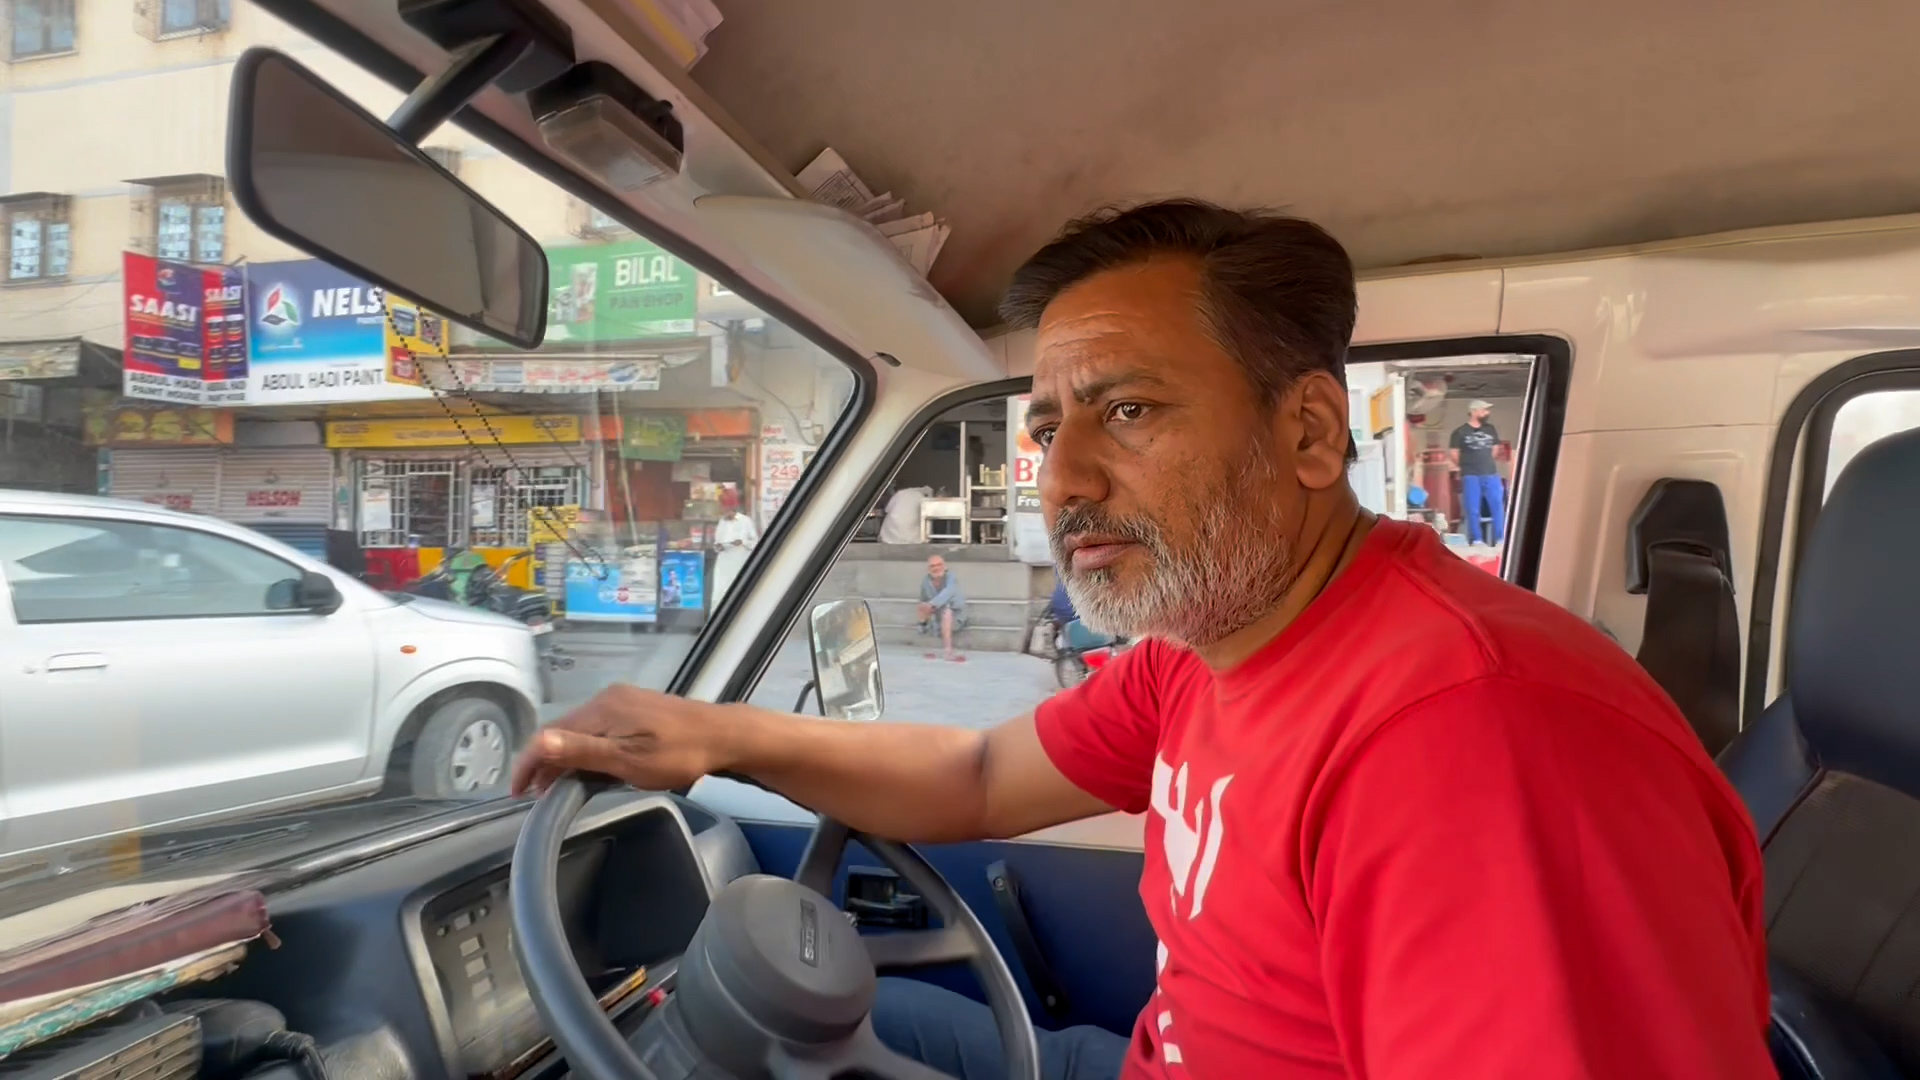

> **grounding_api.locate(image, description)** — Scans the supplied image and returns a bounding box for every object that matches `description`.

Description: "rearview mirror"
[227,48,549,349]
[806,599,885,723]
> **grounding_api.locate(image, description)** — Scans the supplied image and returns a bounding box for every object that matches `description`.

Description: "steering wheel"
[509,776,1042,1080]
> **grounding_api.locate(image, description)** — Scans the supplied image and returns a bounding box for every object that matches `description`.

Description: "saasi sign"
[243,259,434,406]
[122,252,248,406]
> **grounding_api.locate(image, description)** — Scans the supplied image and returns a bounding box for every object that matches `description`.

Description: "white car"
[0,489,545,860]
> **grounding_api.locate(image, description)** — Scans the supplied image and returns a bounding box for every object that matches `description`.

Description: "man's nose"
[1037,420,1110,511]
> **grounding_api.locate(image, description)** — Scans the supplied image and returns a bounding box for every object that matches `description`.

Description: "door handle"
[45,653,108,672]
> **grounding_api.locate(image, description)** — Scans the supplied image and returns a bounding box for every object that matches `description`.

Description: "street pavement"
[544,628,1062,731]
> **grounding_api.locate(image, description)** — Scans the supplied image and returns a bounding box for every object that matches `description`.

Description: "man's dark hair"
[1001,198,1360,461]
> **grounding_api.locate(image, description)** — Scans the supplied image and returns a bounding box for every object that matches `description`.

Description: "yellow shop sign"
[326,414,582,448]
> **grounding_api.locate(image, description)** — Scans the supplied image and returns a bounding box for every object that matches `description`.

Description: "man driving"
[512,199,1772,1079]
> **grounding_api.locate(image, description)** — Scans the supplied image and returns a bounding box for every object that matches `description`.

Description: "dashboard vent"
[2,1007,200,1080]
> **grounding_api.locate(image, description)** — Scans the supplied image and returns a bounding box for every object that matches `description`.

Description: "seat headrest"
[1789,426,1920,795]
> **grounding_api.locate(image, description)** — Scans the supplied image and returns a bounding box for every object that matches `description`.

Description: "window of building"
[0,514,305,623]
[152,0,230,37]
[10,0,73,57]
[132,176,226,263]
[2,195,71,282]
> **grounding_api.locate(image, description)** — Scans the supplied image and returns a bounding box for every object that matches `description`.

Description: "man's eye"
[1033,427,1055,448]
[1108,402,1148,423]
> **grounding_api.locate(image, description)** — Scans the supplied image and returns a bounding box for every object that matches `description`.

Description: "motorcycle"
[397,549,575,672]
[1051,618,1129,689]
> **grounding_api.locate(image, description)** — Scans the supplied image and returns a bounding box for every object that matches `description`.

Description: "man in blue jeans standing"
[1449,398,1505,546]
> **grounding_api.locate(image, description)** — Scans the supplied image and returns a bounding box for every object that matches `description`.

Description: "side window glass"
[0,515,303,623]
[749,394,1062,725]
[746,353,1543,726]
[1823,389,1920,497]
[1350,355,1535,574]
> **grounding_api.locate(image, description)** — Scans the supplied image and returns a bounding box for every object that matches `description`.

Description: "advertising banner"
[123,251,204,402]
[427,356,663,393]
[618,413,687,461]
[244,259,433,405]
[563,545,660,623]
[325,414,583,449]
[383,293,449,388]
[659,550,706,612]
[473,239,697,349]
[1006,394,1052,564]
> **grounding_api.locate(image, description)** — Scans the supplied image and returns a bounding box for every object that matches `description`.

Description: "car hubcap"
[449,717,507,792]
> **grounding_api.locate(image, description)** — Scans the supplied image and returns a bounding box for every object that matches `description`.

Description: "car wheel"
[408,694,515,799]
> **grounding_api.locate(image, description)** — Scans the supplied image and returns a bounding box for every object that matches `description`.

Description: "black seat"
[1719,427,1920,1079]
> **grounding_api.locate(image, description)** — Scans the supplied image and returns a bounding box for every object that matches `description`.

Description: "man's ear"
[1290,371,1351,490]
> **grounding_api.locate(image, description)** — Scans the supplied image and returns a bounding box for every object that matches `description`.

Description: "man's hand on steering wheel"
[511,685,729,797]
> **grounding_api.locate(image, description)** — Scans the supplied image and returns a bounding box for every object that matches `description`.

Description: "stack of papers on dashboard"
[797,148,951,278]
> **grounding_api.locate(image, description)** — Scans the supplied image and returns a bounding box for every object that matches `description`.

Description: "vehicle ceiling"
[302,0,1920,339]
[690,0,1920,327]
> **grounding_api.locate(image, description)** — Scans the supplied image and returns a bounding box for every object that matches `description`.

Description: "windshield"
[0,2,854,924]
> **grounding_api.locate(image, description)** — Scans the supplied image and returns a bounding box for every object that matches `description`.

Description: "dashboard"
[196,791,757,1080]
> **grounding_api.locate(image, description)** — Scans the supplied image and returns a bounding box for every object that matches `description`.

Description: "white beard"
[1056,454,1293,649]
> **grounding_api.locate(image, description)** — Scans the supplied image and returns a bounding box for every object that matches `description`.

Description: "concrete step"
[874,623,1027,654]
[867,596,1031,630]
[811,559,1036,605]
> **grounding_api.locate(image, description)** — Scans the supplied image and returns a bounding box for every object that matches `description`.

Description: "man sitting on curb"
[917,554,967,662]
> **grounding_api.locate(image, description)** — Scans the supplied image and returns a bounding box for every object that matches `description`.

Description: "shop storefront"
[94,405,338,555]
[326,413,598,588]
[0,340,123,494]
[602,407,758,629]
[214,444,334,557]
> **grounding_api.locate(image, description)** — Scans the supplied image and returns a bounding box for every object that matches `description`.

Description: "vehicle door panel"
[0,513,376,856]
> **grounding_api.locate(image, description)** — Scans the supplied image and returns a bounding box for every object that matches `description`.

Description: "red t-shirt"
[1035,520,1771,1079]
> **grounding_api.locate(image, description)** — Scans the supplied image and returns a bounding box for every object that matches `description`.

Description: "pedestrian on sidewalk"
[711,488,757,605]
[917,554,967,662]
[1449,399,1505,547]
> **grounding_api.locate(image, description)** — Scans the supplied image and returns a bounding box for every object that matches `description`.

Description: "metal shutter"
[217,448,334,525]
[108,448,221,515]
[246,522,329,559]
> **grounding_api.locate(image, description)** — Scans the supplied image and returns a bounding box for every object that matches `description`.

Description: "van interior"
[11,0,1920,1078]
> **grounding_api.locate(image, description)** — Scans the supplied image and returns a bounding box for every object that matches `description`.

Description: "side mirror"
[269,571,343,615]
[226,48,549,349]
[806,599,885,723]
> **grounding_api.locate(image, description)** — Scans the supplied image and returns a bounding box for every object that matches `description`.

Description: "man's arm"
[1310,678,1771,1078]
[513,640,1169,844]
[927,578,958,607]
[721,708,1107,841]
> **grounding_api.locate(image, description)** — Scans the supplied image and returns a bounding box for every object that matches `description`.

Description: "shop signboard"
[82,404,233,446]
[619,413,686,461]
[1006,394,1052,564]
[0,340,80,381]
[757,420,804,528]
[471,239,697,349]
[659,550,705,612]
[244,259,435,405]
[429,356,663,393]
[529,504,581,544]
[123,253,248,405]
[325,414,583,449]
